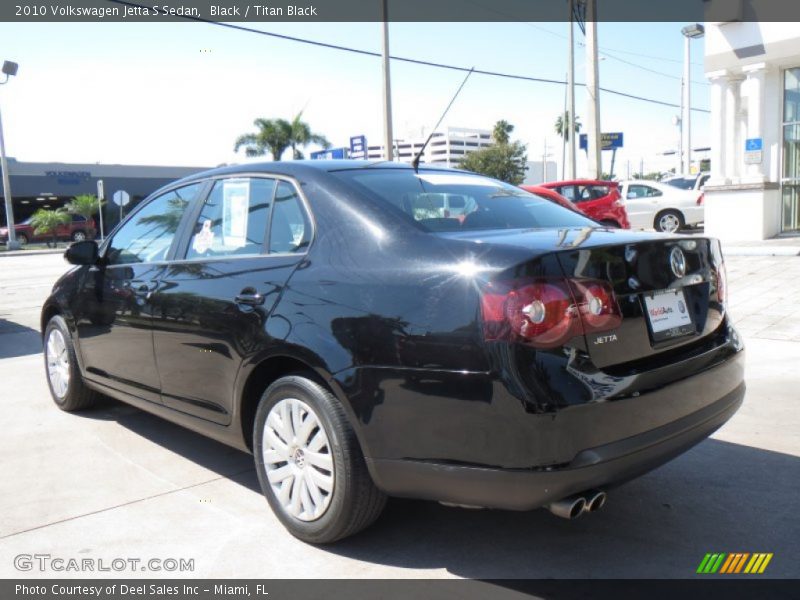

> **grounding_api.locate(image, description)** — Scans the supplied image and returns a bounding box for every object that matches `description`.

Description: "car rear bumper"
[366,362,744,510]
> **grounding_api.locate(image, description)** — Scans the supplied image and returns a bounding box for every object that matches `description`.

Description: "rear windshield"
[663,177,695,190]
[331,169,595,232]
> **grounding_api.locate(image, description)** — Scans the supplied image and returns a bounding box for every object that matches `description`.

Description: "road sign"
[112,190,130,207]
[579,132,624,151]
[349,135,367,159]
[745,137,763,152]
[310,147,348,160]
[744,137,763,164]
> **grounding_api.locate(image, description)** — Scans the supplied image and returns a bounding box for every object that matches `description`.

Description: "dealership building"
[704,21,800,240]
[358,127,494,166]
[0,159,208,234]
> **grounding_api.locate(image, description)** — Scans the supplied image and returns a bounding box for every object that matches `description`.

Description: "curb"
[0,249,65,258]
[723,247,800,257]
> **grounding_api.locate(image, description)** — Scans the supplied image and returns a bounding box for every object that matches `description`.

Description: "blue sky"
[0,20,708,175]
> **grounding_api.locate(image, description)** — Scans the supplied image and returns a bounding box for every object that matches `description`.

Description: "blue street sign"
[579,132,624,151]
[310,147,347,160]
[349,135,367,158]
[745,137,763,152]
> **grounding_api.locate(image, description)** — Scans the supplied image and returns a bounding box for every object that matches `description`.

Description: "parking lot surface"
[0,252,798,578]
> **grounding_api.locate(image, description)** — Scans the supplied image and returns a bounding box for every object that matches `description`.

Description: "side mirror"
[65,240,99,265]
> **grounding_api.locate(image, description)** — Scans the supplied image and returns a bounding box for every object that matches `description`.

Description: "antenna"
[411,67,475,172]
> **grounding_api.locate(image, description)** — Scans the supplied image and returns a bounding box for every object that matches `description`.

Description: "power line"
[104,0,710,114]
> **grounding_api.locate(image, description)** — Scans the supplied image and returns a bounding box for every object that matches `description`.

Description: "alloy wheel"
[262,397,334,522]
[659,213,681,232]
[46,329,70,399]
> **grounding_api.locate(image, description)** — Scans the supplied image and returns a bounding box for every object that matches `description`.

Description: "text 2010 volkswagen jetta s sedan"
[41,161,744,543]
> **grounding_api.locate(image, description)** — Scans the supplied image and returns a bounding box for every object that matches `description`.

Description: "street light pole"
[0,60,20,251]
[380,0,394,161]
[566,0,576,179]
[681,24,705,175]
[585,0,602,179]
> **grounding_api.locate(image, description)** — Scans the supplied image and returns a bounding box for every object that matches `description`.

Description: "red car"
[535,180,630,229]
[0,214,95,246]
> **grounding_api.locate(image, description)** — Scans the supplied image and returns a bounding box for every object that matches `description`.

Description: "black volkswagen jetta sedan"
[41,161,744,543]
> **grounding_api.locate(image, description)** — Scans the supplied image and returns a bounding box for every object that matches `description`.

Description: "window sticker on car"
[223,179,250,248]
[192,219,214,254]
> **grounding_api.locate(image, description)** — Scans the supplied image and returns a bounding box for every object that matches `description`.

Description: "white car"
[619,180,704,232]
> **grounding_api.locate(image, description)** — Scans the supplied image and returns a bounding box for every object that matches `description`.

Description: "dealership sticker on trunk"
[644,289,694,341]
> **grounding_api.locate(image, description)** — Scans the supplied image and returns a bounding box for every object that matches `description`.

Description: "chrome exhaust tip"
[585,490,607,513]
[547,495,587,520]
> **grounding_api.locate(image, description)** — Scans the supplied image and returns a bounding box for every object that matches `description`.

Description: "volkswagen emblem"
[669,247,686,278]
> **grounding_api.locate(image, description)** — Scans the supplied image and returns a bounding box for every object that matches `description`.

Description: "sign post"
[579,132,624,178]
[349,135,367,160]
[112,190,130,224]
[96,179,105,241]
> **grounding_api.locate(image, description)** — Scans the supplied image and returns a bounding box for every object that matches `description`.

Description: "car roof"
[540,179,617,187]
[173,160,458,186]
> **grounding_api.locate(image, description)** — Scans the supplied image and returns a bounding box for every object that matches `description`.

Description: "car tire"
[71,230,87,242]
[253,375,386,543]
[654,210,684,233]
[16,233,28,246]
[43,315,100,411]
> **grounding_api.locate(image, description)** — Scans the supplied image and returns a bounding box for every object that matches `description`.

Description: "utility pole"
[566,0,576,179]
[380,0,394,161]
[0,60,19,250]
[585,0,602,179]
[681,24,704,175]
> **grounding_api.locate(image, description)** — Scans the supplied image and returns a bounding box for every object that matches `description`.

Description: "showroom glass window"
[186,178,277,259]
[106,183,201,265]
[269,181,312,254]
[783,67,800,232]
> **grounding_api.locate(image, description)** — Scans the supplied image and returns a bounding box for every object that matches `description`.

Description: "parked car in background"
[662,172,710,192]
[42,161,742,543]
[0,214,95,246]
[620,180,705,232]
[520,185,586,215]
[538,180,630,229]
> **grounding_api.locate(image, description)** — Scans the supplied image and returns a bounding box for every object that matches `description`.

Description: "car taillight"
[697,193,704,205]
[481,278,621,348]
[570,280,623,332]
[715,263,727,305]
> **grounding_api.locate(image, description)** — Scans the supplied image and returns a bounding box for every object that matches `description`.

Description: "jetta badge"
[670,247,686,278]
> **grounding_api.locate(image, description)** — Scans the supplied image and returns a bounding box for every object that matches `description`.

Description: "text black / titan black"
[41,161,744,542]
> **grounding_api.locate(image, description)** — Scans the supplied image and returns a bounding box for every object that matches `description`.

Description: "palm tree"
[288,111,330,159]
[234,118,293,161]
[492,120,514,145]
[30,208,71,248]
[555,111,582,142]
[65,194,103,239]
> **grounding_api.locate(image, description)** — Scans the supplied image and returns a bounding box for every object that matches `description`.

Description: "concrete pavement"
[0,253,797,579]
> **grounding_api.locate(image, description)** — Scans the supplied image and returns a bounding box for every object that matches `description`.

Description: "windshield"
[331,169,596,232]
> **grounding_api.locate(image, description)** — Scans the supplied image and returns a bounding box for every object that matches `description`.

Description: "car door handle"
[235,289,265,306]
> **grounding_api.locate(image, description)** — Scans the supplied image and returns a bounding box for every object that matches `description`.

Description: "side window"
[559,186,577,202]
[106,183,200,265]
[186,178,276,259]
[269,181,312,254]
[643,186,663,197]
[626,185,646,199]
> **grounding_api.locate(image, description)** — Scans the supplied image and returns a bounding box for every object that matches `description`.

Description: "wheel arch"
[237,352,366,457]
[654,207,685,230]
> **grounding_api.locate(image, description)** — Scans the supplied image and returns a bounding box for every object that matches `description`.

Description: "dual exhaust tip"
[547,490,607,520]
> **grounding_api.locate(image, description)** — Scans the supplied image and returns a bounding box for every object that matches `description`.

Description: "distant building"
[0,159,208,232]
[360,127,494,167]
[704,20,800,240]
[523,161,558,185]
